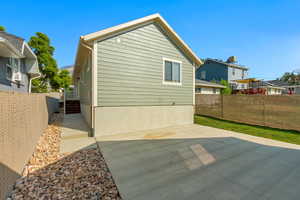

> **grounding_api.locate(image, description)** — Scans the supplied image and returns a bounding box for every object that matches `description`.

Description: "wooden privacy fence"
[195,94,300,131]
[0,91,60,199]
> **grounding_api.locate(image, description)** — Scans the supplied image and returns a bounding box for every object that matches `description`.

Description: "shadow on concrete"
[59,114,94,154]
[97,137,300,200]
[45,96,60,123]
[60,114,90,132]
[0,163,21,199]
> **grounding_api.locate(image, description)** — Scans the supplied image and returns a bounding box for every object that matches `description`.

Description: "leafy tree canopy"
[220,80,232,95]
[50,70,72,91]
[0,26,5,31]
[28,32,71,92]
[280,71,300,85]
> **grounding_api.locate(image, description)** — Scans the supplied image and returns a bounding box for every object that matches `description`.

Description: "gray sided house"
[0,32,39,92]
[196,58,248,84]
[73,14,202,136]
[267,80,300,95]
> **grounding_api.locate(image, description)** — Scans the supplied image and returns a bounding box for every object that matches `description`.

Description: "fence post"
[262,95,265,126]
[63,88,66,115]
[221,94,224,119]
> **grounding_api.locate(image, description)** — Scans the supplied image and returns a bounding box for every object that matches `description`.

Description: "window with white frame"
[232,68,235,76]
[213,88,217,94]
[163,58,182,85]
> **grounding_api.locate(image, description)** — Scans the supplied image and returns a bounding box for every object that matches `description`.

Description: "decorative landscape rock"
[9,113,121,200]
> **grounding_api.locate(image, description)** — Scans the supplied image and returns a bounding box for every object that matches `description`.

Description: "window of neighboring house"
[163,58,182,85]
[195,87,202,93]
[6,58,21,81]
[200,70,206,80]
[213,88,217,94]
[268,88,271,93]
[232,68,235,76]
[6,64,13,80]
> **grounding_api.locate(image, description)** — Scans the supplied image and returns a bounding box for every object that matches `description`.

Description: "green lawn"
[194,115,300,145]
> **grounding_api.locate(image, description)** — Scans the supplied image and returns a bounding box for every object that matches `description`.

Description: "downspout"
[28,73,41,93]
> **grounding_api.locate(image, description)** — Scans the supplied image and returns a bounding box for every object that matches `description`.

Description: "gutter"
[76,38,95,137]
[28,73,41,93]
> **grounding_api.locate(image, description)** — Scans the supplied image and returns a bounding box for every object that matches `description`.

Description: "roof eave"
[196,83,226,88]
[81,13,203,66]
[0,38,24,58]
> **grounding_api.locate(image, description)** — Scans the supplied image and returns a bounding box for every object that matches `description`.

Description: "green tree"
[28,32,59,92]
[50,70,72,91]
[0,26,5,31]
[220,80,232,94]
[280,72,300,85]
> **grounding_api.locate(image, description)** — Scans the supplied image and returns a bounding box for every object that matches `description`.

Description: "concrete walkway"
[96,124,300,200]
[60,114,96,153]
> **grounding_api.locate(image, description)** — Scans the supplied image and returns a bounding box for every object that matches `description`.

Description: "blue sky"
[2,0,300,80]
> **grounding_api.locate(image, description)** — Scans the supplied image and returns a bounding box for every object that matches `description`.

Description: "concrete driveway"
[96,124,300,200]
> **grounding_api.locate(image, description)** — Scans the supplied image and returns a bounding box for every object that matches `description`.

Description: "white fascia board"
[92,40,98,107]
[81,13,202,66]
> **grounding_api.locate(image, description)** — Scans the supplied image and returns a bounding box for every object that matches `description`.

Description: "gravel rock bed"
[9,113,122,200]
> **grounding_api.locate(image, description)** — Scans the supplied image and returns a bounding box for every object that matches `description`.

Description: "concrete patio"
[96,124,300,200]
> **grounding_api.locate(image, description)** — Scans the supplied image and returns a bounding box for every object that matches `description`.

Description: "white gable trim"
[81,13,202,66]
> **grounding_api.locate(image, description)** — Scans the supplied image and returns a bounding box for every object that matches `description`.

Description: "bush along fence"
[195,94,300,132]
[0,91,60,199]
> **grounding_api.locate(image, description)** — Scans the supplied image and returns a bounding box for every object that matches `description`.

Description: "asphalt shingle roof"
[0,31,24,54]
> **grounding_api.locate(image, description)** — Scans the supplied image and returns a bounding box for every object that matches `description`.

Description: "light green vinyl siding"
[97,23,194,106]
[79,55,92,105]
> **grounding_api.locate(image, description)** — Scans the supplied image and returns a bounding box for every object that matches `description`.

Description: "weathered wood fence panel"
[195,94,222,118]
[195,94,300,131]
[0,91,60,199]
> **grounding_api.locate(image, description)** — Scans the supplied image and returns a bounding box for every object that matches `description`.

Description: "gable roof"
[206,58,248,70]
[80,13,202,66]
[266,80,290,87]
[0,31,24,53]
[0,31,40,76]
[260,81,285,90]
[195,79,226,88]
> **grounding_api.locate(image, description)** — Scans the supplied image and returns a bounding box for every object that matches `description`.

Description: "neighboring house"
[0,31,39,92]
[261,81,285,95]
[267,80,300,95]
[232,79,285,95]
[195,79,225,94]
[73,14,202,136]
[196,57,248,88]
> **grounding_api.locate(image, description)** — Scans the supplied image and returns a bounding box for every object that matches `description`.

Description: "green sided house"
[73,13,202,136]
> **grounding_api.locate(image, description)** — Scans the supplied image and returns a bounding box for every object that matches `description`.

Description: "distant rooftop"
[266,80,300,87]
[205,58,248,70]
[266,80,290,87]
